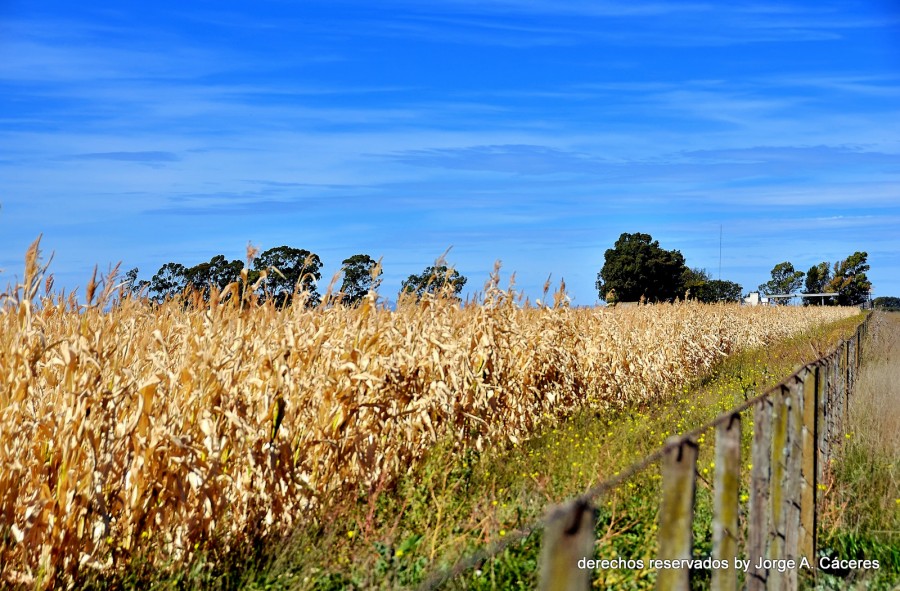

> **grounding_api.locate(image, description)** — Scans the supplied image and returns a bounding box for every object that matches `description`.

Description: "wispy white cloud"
[298,0,896,47]
[381,143,900,186]
[391,0,900,30]
[384,144,601,174]
[65,151,180,163]
[752,74,900,98]
[158,0,895,50]
[682,145,900,166]
[0,37,227,84]
[323,0,711,19]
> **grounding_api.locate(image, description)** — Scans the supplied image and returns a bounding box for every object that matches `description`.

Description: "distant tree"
[683,268,742,302]
[696,280,743,303]
[759,262,805,304]
[401,265,467,300]
[873,296,900,311]
[339,254,382,305]
[803,262,832,305]
[185,255,244,299]
[149,262,187,302]
[596,232,687,302]
[253,246,323,307]
[123,267,139,289]
[120,267,149,297]
[826,251,872,306]
[683,267,710,295]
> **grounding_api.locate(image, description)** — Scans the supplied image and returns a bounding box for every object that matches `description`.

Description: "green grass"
[74,313,866,591]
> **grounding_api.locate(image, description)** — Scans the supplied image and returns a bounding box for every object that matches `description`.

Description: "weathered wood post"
[538,499,596,591]
[842,340,850,431]
[832,349,843,441]
[816,361,829,479]
[747,398,773,591]
[656,437,699,591]
[766,388,790,591]
[800,367,818,566]
[848,338,856,391]
[784,381,803,591]
[711,414,741,591]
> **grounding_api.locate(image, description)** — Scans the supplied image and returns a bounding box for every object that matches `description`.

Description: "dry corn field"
[0,248,859,588]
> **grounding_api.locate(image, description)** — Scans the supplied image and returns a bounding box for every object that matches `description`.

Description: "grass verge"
[814,311,900,590]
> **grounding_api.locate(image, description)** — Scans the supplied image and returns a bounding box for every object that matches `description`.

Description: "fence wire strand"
[417,315,868,590]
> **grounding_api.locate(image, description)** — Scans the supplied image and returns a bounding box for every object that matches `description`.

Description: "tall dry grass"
[821,312,900,535]
[0,240,859,587]
[816,312,900,588]
[847,312,900,456]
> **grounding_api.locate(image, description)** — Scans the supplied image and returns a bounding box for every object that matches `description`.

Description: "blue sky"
[2,0,899,305]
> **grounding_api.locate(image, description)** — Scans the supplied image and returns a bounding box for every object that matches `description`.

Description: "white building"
[743,292,771,306]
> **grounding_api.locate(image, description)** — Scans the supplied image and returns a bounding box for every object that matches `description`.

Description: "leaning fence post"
[538,499,596,591]
[711,414,741,591]
[656,437,699,591]
[747,398,773,591]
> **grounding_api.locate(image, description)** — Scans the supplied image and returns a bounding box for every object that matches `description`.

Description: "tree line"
[756,253,871,306]
[596,233,743,304]
[873,296,900,311]
[596,232,873,306]
[124,247,467,306]
[127,233,875,308]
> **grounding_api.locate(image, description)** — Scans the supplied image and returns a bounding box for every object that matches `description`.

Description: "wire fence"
[418,313,871,591]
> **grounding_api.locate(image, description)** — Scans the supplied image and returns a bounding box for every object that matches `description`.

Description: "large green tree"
[682,267,708,296]
[683,269,743,303]
[596,232,688,303]
[758,262,805,304]
[704,280,743,303]
[185,255,244,299]
[253,246,323,307]
[339,254,382,305]
[826,251,872,306]
[400,265,467,300]
[803,262,832,306]
[149,262,187,302]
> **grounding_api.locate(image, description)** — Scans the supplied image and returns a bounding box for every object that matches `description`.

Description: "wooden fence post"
[766,387,790,591]
[656,437,699,591]
[816,361,828,479]
[747,398,773,591]
[538,499,596,591]
[711,414,741,591]
[838,347,845,435]
[843,341,850,430]
[800,367,818,567]
[784,381,803,591]
[848,338,856,391]
[832,349,843,441]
